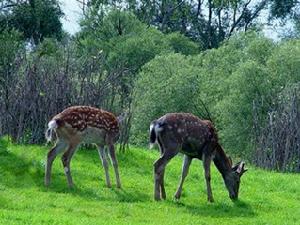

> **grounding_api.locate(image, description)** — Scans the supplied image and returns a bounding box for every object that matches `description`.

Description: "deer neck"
[212,144,232,178]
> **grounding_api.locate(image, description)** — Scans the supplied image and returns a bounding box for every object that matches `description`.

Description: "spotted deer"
[45,106,121,188]
[150,113,247,202]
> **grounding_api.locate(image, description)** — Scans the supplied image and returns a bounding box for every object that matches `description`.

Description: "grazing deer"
[150,113,247,202]
[45,106,121,188]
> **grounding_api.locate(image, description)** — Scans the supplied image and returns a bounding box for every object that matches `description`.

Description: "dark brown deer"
[45,106,121,188]
[150,113,247,202]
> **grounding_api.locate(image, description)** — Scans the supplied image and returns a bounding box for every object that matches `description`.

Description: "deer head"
[223,161,247,200]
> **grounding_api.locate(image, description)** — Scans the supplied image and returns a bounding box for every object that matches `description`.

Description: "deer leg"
[157,138,167,199]
[61,144,78,188]
[108,144,121,188]
[153,150,178,201]
[203,152,214,202]
[174,155,192,200]
[45,140,67,186]
[98,145,111,188]
[160,169,166,199]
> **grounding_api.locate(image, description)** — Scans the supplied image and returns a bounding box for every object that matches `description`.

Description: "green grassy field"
[0,138,299,225]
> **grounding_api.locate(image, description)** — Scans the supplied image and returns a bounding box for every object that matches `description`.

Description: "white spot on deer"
[168,125,173,129]
[177,128,183,133]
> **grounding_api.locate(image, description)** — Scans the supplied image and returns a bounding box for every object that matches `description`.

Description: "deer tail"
[149,121,164,149]
[45,120,58,143]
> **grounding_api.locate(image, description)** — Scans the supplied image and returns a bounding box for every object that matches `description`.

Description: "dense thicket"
[132,34,300,171]
[0,1,300,171]
[0,10,199,149]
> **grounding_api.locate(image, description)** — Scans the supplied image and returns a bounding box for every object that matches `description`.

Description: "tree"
[131,53,203,145]
[0,28,24,141]
[270,0,299,19]
[0,0,64,44]
[78,0,300,49]
[77,9,200,150]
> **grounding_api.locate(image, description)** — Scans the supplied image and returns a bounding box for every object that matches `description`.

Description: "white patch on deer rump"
[48,120,58,129]
[149,124,154,132]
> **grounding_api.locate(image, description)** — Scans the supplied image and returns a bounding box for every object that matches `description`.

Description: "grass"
[0,138,299,225]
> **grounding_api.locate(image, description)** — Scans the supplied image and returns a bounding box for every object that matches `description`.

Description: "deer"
[45,106,121,188]
[149,113,247,202]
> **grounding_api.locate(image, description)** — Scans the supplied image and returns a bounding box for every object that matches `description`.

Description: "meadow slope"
[0,138,299,225]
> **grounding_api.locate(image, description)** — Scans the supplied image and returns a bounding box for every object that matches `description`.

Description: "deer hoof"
[174,191,181,200]
[208,197,214,203]
[154,196,161,201]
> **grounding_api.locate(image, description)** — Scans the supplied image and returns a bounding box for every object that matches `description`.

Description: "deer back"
[156,113,218,158]
[52,106,119,145]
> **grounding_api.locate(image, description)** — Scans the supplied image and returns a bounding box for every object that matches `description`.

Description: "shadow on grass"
[111,188,150,202]
[42,185,111,201]
[172,199,256,218]
[78,148,154,177]
[0,141,45,189]
[41,184,150,203]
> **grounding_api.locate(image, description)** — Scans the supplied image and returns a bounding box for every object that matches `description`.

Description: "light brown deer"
[150,113,247,202]
[45,106,121,188]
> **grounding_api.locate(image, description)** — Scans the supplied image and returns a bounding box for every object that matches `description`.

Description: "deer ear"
[236,161,247,176]
[117,112,127,124]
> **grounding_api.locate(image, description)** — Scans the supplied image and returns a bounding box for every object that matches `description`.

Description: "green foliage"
[1,141,300,224]
[0,29,23,68]
[208,34,275,155]
[2,0,63,44]
[79,9,200,71]
[36,38,63,58]
[131,53,200,145]
[106,26,170,71]
[198,35,300,158]
[267,39,300,86]
[132,32,300,160]
[165,32,201,55]
[0,29,23,91]
[76,9,203,114]
[270,0,298,18]
[217,61,271,155]
[85,0,299,49]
